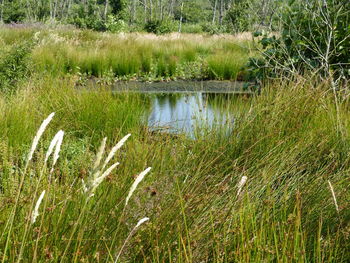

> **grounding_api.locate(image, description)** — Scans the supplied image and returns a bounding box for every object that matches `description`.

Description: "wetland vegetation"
[0,0,349,262]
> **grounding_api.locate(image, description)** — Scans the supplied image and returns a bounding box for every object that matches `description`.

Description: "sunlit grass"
[0,74,349,261]
[0,28,255,80]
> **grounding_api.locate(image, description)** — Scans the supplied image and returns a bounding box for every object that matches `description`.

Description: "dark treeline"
[0,0,283,33]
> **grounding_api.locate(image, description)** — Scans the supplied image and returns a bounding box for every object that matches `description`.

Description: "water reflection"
[148,93,234,137]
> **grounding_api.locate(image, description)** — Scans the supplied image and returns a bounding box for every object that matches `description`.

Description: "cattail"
[31,190,46,224]
[328,180,339,213]
[102,134,131,170]
[125,167,151,207]
[237,176,248,197]
[27,113,55,164]
[114,217,149,263]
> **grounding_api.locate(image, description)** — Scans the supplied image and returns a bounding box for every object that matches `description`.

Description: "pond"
[147,93,235,138]
[111,80,254,137]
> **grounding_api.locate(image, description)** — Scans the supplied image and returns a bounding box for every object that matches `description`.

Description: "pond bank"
[112,80,256,94]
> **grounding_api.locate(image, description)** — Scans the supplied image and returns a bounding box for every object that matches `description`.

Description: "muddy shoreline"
[112,80,256,94]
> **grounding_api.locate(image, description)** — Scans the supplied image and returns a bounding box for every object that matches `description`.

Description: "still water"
[147,93,234,137]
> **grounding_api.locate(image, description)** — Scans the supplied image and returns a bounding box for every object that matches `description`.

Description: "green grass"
[0,28,254,81]
[0,72,350,261]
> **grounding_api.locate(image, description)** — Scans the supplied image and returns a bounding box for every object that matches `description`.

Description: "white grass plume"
[27,112,55,164]
[125,167,151,207]
[44,130,64,166]
[236,176,248,197]
[51,131,64,172]
[83,135,131,198]
[88,162,120,196]
[102,134,131,170]
[93,137,107,171]
[31,190,46,224]
[328,180,339,213]
[114,217,149,263]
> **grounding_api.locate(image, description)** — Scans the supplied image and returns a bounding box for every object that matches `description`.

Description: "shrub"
[104,15,128,33]
[180,23,203,34]
[144,19,176,34]
[0,41,33,94]
[251,0,350,81]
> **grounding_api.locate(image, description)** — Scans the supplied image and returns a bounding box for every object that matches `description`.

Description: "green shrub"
[105,15,128,33]
[144,20,176,34]
[180,23,203,33]
[0,41,33,94]
[1,0,26,23]
[251,0,350,80]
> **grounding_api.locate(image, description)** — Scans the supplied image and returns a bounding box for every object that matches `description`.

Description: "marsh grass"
[0,73,349,261]
[0,28,254,81]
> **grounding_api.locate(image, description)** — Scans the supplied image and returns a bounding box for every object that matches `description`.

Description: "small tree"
[251,0,350,82]
[110,0,128,20]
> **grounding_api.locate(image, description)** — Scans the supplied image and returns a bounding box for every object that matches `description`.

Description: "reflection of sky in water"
[148,93,233,137]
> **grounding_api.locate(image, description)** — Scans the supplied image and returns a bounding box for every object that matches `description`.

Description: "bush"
[180,23,203,34]
[251,0,350,81]
[67,3,105,31]
[144,20,176,34]
[105,15,128,33]
[1,0,26,23]
[0,41,33,94]
[225,0,256,33]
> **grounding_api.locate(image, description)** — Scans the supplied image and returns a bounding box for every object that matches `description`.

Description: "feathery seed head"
[93,137,107,171]
[31,190,46,224]
[125,167,151,207]
[45,130,64,165]
[237,176,248,197]
[102,134,131,170]
[27,112,55,164]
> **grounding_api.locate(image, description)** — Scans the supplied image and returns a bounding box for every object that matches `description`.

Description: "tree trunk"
[66,0,72,19]
[178,2,183,32]
[144,0,147,23]
[149,0,152,20]
[219,0,223,25]
[212,0,217,24]
[0,0,4,22]
[104,0,109,20]
[132,0,136,22]
[169,0,174,17]
[52,0,58,19]
[159,0,163,21]
[26,0,32,21]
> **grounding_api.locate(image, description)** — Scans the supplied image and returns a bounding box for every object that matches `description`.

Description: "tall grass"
[0,74,350,261]
[0,28,254,81]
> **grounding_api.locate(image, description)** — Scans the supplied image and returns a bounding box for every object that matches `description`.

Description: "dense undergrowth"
[0,27,253,83]
[0,72,350,261]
